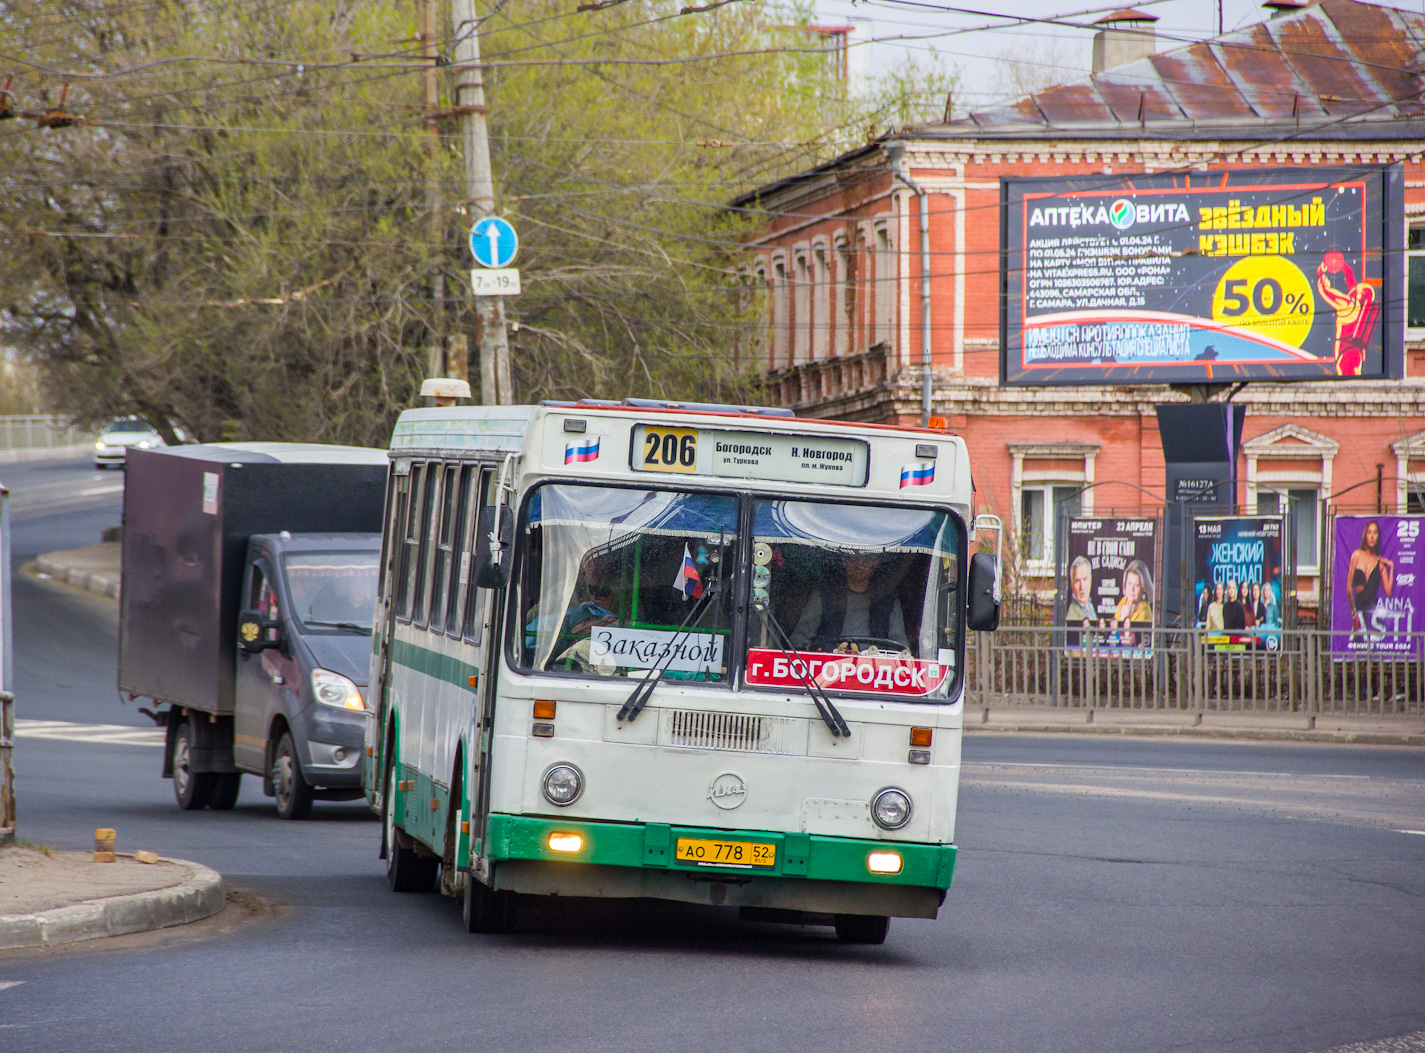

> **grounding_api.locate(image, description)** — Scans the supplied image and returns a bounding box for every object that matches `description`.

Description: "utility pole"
[450,0,512,404]
[420,0,456,383]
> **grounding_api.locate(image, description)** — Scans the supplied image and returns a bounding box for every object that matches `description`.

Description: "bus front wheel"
[834,914,890,945]
[384,771,437,892]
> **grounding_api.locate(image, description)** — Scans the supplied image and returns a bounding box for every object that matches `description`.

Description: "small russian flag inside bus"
[564,438,600,464]
[672,543,703,599]
[900,463,935,488]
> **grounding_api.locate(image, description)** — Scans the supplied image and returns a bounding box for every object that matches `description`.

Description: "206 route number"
[639,427,698,474]
[675,837,776,868]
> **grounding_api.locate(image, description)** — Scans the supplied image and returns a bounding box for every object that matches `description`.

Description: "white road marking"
[1397,829,1425,836]
[14,719,163,747]
[74,484,124,497]
[966,760,1372,780]
[0,982,24,992]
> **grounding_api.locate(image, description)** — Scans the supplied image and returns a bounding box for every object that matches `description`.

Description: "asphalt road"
[2,458,1424,1053]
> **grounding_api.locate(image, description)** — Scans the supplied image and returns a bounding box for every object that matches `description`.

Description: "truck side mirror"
[966,552,1000,632]
[238,610,281,653]
[473,505,514,589]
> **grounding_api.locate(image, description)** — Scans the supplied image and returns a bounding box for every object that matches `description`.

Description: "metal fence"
[0,415,90,451]
[1,691,13,844]
[967,627,1425,716]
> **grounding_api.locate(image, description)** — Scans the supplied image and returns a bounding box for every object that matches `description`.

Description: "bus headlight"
[871,788,912,830]
[542,764,583,807]
[312,669,365,711]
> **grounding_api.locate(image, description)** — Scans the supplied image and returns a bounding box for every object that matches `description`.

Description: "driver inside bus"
[789,551,909,654]
[526,551,621,670]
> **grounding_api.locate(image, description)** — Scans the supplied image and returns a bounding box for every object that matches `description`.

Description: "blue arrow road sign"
[469,216,518,269]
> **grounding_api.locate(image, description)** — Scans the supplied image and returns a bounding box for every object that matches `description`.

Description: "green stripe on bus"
[390,637,481,689]
[484,813,956,890]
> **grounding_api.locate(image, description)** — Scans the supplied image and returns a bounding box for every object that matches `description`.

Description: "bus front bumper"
[482,814,956,919]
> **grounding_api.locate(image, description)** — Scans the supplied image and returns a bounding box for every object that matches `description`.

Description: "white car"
[93,418,165,469]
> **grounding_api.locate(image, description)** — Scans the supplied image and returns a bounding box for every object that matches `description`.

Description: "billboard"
[1192,516,1285,651]
[1330,515,1424,659]
[1002,166,1403,385]
[1062,517,1157,656]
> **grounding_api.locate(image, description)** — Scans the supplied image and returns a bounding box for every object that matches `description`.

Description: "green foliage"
[0,0,956,440]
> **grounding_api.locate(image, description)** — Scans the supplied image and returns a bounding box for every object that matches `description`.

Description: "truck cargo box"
[118,443,389,715]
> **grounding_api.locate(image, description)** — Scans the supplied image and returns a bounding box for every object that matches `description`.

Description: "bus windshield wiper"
[752,600,851,738]
[302,620,369,632]
[616,584,719,724]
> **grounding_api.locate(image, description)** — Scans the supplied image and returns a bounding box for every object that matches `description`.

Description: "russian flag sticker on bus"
[900,462,934,488]
[565,437,600,464]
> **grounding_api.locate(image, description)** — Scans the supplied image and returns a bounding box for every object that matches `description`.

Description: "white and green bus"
[365,398,1000,943]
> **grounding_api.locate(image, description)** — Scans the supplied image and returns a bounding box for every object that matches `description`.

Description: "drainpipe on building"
[887,142,933,428]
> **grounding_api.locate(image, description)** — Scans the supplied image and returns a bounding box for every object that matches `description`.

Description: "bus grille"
[663,710,801,755]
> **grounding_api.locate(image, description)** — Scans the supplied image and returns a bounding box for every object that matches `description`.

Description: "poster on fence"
[1062,517,1157,657]
[1192,516,1285,651]
[1330,515,1425,659]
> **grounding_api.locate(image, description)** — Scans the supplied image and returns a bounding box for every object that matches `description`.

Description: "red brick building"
[738,0,1425,611]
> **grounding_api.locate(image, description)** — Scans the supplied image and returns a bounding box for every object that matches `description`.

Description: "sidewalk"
[965,704,1425,747]
[30,542,1425,748]
[0,844,224,950]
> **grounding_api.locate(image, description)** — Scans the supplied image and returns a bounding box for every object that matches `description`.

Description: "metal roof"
[925,0,1425,140]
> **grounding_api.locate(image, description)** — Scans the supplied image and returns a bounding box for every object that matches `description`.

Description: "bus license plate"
[675,838,776,868]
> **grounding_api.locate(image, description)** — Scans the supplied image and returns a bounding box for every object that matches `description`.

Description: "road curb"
[0,856,224,951]
[965,721,1425,747]
[30,554,121,600]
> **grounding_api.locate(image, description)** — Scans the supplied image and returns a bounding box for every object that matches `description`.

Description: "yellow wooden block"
[94,828,116,840]
[134,850,159,865]
[93,850,116,863]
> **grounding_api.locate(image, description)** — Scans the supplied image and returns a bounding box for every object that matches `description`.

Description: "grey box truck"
[119,443,389,818]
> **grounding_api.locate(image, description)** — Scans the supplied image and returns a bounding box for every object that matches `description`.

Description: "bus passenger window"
[396,464,426,619]
[462,467,497,644]
[429,464,459,628]
[411,465,440,626]
[444,465,473,635]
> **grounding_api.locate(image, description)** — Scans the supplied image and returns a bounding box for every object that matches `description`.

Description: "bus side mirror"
[966,553,1000,632]
[238,610,281,653]
[474,505,514,589]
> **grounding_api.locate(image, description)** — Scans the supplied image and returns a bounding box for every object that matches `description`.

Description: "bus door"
[461,464,503,857]
[374,463,415,783]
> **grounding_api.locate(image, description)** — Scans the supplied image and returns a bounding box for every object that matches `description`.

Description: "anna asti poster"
[1331,515,1424,659]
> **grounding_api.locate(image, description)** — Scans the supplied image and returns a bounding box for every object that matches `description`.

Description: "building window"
[1409,226,1425,332]
[1407,486,1425,514]
[1019,485,1082,565]
[1258,488,1319,572]
[834,239,852,357]
[771,258,788,368]
[874,224,893,346]
[812,244,830,361]
[793,252,810,364]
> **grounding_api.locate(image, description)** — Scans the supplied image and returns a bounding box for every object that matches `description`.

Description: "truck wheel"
[833,914,890,945]
[272,732,314,820]
[463,878,516,934]
[172,720,213,810]
[384,766,436,892]
[209,772,242,811]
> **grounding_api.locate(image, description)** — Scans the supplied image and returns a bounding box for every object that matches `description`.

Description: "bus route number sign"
[675,838,776,868]
[639,427,698,474]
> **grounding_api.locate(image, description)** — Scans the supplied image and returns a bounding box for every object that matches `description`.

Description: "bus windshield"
[283,552,380,632]
[515,484,740,679]
[745,500,962,701]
